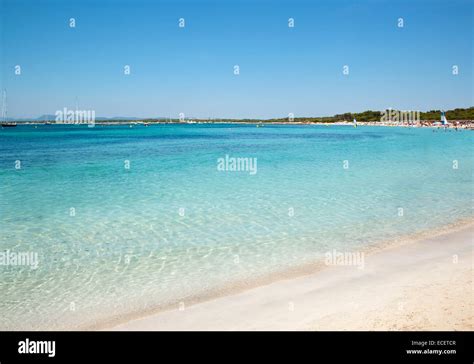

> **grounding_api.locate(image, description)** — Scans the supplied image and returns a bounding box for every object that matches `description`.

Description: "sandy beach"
[110,222,473,331]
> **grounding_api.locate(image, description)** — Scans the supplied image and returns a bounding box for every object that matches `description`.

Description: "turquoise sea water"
[0,124,472,329]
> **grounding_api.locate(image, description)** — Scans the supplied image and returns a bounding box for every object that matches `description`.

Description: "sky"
[0,0,473,119]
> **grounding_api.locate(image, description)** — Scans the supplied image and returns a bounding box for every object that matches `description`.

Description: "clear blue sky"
[0,0,472,119]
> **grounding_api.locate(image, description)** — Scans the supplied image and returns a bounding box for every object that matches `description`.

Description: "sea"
[0,123,472,329]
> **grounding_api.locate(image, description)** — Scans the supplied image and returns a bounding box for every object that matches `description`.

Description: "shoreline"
[4,121,474,129]
[92,217,473,331]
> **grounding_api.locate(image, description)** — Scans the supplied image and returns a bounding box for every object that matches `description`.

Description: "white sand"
[110,224,473,331]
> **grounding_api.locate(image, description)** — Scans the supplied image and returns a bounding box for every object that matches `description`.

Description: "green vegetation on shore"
[155,106,474,123]
[12,107,474,124]
[262,107,474,123]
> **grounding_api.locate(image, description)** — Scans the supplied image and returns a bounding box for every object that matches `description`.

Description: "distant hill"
[36,115,144,121]
[4,107,473,123]
[5,115,167,122]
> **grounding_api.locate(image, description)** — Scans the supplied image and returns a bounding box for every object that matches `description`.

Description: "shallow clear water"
[0,124,472,329]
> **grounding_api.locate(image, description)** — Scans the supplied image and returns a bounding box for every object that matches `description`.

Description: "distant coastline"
[5,120,474,130]
[4,106,474,127]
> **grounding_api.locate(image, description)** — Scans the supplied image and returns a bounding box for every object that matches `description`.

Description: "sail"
[441,111,448,125]
[1,90,6,123]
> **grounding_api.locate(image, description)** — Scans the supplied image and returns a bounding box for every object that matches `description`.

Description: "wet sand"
[110,223,473,331]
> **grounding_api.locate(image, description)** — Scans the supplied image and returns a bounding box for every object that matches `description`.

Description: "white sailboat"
[1,90,16,127]
[441,111,448,126]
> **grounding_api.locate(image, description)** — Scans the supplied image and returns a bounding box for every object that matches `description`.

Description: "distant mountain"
[6,107,472,123]
[4,115,165,122]
[36,115,144,121]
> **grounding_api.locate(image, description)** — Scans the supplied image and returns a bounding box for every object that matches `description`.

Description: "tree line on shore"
[13,107,474,124]
[262,107,474,123]
[146,106,473,123]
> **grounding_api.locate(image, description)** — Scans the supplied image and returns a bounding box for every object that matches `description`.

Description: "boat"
[1,90,15,127]
[441,111,449,126]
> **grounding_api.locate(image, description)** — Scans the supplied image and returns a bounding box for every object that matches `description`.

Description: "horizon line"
[5,106,474,121]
